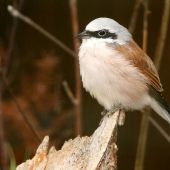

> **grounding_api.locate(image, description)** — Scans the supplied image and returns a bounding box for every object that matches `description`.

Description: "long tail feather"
[148,85,170,123]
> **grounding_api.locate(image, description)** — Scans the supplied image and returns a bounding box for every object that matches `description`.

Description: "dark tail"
[148,85,170,123]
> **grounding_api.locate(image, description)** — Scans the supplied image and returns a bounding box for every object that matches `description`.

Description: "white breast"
[78,39,150,111]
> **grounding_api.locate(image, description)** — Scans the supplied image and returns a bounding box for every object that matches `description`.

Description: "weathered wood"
[16,110,122,170]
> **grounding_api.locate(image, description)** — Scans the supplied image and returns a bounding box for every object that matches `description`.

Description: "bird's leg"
[99,107,122,125]
[118,109,126,126]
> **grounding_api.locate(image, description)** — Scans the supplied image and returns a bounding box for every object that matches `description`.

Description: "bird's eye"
[98,30,107,36]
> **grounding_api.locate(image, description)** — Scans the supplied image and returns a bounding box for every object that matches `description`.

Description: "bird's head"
[76,17,132,45]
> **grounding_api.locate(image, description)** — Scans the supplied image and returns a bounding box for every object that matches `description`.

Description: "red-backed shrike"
[76,17,170,123]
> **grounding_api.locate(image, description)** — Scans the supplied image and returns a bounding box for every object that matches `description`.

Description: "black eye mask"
[86,29,117,39]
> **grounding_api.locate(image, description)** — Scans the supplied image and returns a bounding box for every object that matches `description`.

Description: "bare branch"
[128,0,143,34]
[0,1,25,169]
[62,81,77,105]
[69,0,82,135]
[153,0,170,70]
[6,0,25,74]
[149,116,170,143]
[0,77,7,170]
[7,5,77,59]
[142,1,149,52]
[1,73,42,143]
[134,1,150,170]
[134,108,150,170]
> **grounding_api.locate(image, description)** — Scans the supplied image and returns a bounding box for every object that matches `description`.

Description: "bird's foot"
[101,109,108,116]
[99,107,122,125]
[106,108,120,117]
[101,108,120,116]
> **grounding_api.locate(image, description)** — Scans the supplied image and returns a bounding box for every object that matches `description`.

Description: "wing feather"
[112,40,163,92]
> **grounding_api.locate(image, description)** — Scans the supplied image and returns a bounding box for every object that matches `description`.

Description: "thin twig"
[7,5,77,59]
[149,116,170,143]
[6,0,25,74]
[128,0,143,34]
[69,0,82,135]
[0,2,25,169]
[1,73,41,143]
[153,0,170,70]
[62,81,77,105]
[134,1,149,170]
[142,1,149,52]
[134,109,150,170]
[0,75,7,170]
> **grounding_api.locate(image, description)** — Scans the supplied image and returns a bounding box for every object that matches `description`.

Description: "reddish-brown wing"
[113,40,163,92]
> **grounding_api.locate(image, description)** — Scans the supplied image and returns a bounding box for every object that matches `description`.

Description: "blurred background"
[0,0,170,169]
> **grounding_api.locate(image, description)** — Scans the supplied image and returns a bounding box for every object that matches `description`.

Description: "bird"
[76,17,170,123]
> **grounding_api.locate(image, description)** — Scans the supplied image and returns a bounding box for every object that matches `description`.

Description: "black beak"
[75,31,90,39]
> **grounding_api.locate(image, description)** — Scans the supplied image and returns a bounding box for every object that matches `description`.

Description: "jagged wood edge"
[16,110,120,170]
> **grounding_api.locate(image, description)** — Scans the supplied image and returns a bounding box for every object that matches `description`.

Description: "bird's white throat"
[81,38,114,47]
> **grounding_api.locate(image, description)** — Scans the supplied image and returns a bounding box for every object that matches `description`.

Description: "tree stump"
[16,110,124,170]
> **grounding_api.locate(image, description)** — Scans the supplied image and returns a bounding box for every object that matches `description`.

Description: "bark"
[16,110,122,170]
